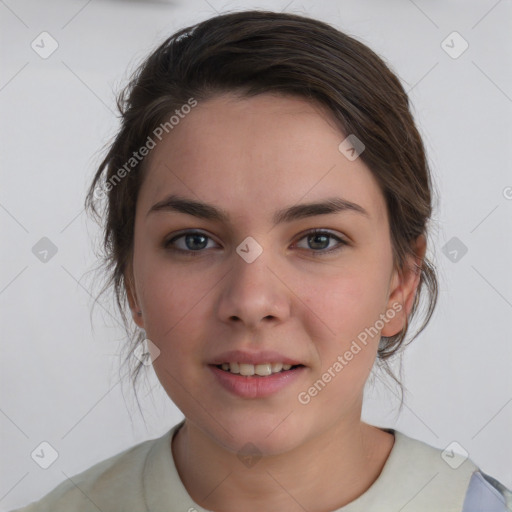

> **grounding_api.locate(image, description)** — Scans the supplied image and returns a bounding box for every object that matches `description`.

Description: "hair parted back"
[85,9,439,414]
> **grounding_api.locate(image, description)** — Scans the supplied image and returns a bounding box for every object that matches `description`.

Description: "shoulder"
[388,429,512,512]
[353,428,511,512]
[462,470,512,512]
[9,429,173,512]
[388,429,478,503]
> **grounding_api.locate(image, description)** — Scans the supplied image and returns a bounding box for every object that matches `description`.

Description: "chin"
[204,410,309,457]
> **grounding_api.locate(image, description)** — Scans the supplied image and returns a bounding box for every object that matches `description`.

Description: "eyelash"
[163,229,348,257]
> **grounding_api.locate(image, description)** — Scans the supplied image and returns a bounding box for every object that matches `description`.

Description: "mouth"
[208,361,307,399]
[212,362,305,376]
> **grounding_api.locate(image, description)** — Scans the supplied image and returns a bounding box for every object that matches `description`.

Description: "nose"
[216,245,292,330]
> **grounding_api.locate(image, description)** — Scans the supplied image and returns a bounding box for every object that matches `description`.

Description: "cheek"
[134,251,211,357]
[145,286,207,359]
[293,257,391,392]
[301,266,389,342]
[300,275,382,406]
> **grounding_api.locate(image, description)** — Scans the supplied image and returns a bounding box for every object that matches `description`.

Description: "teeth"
[239,363,255,376]
[271,362,283,372]
[218,362,297,376]
[255,363,272,376]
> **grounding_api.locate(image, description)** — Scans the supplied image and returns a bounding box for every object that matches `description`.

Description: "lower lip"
[208,365,306,398]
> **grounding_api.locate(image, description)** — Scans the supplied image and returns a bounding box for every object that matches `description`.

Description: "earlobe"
[381,234,426,337]
[124,270,145,329]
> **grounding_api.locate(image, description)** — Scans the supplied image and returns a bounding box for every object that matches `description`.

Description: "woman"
[13,9,511,512]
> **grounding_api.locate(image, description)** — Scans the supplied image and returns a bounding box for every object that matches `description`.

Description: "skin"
[125,92,426,511]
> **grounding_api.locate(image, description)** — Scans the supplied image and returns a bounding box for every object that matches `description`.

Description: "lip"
[209,349,303,366]
[208,364,307,399]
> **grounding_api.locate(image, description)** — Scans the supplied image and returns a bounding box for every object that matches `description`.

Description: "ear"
[124,262,145,329]
[381,234,426,337]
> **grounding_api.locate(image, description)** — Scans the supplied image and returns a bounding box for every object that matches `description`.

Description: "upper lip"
[209,350,304,366]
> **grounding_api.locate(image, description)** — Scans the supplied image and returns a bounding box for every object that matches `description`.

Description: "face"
[126,92,422,455]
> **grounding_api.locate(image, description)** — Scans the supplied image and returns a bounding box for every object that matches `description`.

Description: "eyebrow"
[146,194,369,224]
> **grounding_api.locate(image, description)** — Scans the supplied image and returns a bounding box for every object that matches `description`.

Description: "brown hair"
[85,10,438,415]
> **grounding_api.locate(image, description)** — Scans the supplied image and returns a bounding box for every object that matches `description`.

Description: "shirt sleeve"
[461,470,512,512]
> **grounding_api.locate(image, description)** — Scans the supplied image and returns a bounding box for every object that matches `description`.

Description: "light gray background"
[1,0,511,509]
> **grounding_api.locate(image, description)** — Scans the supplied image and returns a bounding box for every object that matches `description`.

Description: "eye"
[294,229,347,255]
[163,229,348,256]
[164,230,219,254]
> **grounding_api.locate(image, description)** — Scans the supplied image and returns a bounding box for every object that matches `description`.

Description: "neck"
[171,416,394,511]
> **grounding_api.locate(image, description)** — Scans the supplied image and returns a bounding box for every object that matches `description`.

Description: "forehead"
[139,93,388,227]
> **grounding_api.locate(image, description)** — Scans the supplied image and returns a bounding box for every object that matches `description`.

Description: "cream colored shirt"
[11,420,512,512]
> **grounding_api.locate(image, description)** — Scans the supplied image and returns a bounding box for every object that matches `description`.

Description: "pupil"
[186,233,207,250]
[309,234,328,250]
